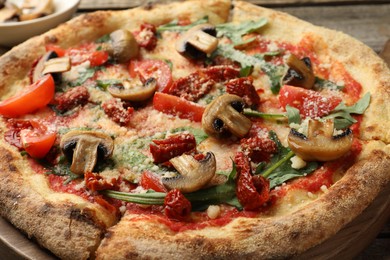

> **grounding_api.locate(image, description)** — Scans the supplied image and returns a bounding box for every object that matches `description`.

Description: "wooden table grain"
[0,0,389,259]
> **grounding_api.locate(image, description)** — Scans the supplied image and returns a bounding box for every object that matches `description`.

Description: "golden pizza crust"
[0,0,388,259]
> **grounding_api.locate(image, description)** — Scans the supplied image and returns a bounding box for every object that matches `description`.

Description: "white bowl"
[0,0,80,47]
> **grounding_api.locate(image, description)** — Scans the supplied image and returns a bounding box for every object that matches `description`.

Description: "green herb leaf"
[95,79,122,91]
[258,131,318,189]
[216,18,267,45]
[285,105,301,124]
[95,34,111,43]
[214,44,284,93]
[68,66,105,88]
[243,108,286,120]
[324,92,371,129]
[157,16,209,33]
[314,77,344,90]
[239,66,252,77]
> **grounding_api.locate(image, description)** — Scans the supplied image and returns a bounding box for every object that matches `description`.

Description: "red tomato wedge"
[153,92,205,122]
[0,74,55,118]
[129,59,173,91]
[140,171,167,192]
[20,121,56,159]
[45,44,66,57]
[279,85,342,118]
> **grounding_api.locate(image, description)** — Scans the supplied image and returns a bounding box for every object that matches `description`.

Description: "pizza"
[0,0,389,259]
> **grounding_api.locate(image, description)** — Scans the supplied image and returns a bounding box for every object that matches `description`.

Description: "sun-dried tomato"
[134,23,158,51]
[55,86,90,112]
[164,189,192,221]
[102,98,134,126]
[85,172,119,192]
[240,134,277,163]
[225,77,260,108]
[94,195,119,215]
[235,152,270,210]
[150,133,196,163]
[164,66,240,102]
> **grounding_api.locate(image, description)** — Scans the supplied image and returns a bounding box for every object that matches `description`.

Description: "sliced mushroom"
[103,29,139,63]
[60,130,114,175]
[19,0,54,21]
[108,77,157,101]
[176,23,218,59]
[0,2,20,22]
[162,152,216,193]
[288,119,353,161]
[281,54,315,89]
[33,51,70,83]
[202,94,252,138]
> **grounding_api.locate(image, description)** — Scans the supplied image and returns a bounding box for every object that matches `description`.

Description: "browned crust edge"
[0,146,106,260]
[96,150,390,259]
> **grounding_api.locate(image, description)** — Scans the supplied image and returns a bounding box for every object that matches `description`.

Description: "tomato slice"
[153,92,205,122]
[45,44,66,57]
[0,74,55,118]
[20,121,56,159]
[140,171,167,192]
[279,85,341,118]
[129,59,173,91]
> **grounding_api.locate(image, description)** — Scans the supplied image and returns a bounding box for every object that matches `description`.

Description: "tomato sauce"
[127,203,259,232]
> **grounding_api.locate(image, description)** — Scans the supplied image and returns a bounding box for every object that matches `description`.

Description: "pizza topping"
[18,0,54,21]
[107,77,157,101]
[54,86,90,112]
[134,23,158,51]
[164,65,240,102]
[60,130,114,175]
[240,134,277,163]
[162,152,216,193]
[101,98,134,126]
[176,23,218,59]
[20,120,56,159]
[235,152,270,210]
[281,54,315,89]
[103,29,139,63]
[279,85,342,119]
[85,172,119,192]
[153,92,205,122]
[164,189,192,221]
[140,171,168,192]
[202,94,252,138]
[225,77,260,108]
[32,51,69,84]
[150,133,196,164]
[288,119,353,161]
[0,74,55,118]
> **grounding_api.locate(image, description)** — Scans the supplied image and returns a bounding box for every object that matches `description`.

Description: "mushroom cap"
[60,130,114,175]
[288,119,353,161]
[162,152,216,193]
[108,29,139,63]
[202,94,252,138]
[108,77,157,101]
[281,54,315,89]
[175,23,218,59]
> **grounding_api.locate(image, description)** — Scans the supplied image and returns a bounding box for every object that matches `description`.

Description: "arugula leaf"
[95,34,111,43]
[314,77,344,90]
[216,18,267,45]
[285,105,301,124]
[68,66,105,88]
[157,16,209,33]
[214,44,285,93]
[243,108,286,120]
[43,156,81,184]
[258,131,318,189]
[324,92,371,129]
[95,79,122,91]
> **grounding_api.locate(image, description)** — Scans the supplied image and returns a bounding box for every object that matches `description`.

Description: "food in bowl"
[0,0,54,23]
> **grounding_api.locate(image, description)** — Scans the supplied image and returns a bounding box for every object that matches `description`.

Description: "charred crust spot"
[143,2,154,10]
[125,252,140,258]
[44,35,59,44]
[8,164,17,172]
[290,230,300,240]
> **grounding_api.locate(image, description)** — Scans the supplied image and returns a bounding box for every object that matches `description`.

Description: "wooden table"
[0,0,389,259]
